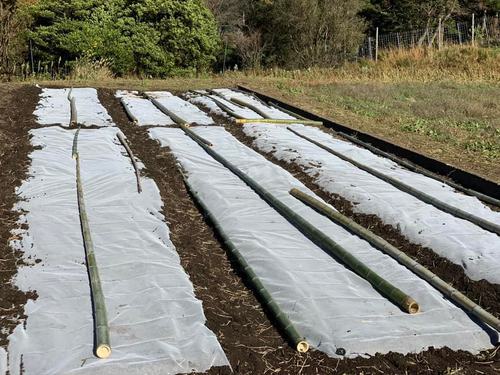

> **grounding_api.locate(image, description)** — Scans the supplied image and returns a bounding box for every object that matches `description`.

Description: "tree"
[24,0,221,77]
[361,0,462,32]
[258,0,366,68]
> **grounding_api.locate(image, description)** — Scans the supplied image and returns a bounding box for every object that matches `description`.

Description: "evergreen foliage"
[25,0,221,76]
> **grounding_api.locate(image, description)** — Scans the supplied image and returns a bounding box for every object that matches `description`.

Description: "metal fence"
[359,14,500,60]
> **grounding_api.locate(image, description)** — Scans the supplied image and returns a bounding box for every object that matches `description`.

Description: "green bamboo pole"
[147,96,214,146]
[287,127,500,236]
[290,188,500,332]
[74,136,111,359]
[260,95,499,206]
[120,98,139,124]
[72,127,80,159]
[235,118,323,126]
[178,124,419,315]
[116,132,142,193]
[334,131,500,207]
[181,171,309,353]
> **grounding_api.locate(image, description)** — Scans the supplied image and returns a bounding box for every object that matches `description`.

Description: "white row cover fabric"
[243,123,500,285]
[148,126,494,359]
[212,88,294,119]
[34,88,113,127]
[145,91,214,125]
[115,90,175,126]
[187,91,264,120]
[3,127,228,375]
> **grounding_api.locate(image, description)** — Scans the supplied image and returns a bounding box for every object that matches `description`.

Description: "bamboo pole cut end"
[296,340,310,353]
[405,298,420,314]
[96,344,111,359]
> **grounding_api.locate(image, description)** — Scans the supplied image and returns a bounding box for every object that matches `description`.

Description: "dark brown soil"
[96,88,500,374]
[218,114,500,322]
[0,84,40,348]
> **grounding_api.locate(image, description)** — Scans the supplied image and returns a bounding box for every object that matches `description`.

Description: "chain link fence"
[359,15,500,60]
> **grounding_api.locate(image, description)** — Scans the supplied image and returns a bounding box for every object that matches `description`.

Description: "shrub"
[24,0,221,77]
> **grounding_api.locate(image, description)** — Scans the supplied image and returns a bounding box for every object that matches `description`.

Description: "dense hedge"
[26,0,221,76]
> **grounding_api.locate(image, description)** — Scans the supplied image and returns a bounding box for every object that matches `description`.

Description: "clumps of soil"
[221,113,500,320]
[99,88,499,374]
[0,84,40,347]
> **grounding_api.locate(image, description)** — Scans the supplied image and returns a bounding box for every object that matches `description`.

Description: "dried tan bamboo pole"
[195,91,245,120]
[70,97,77,126]
[230,97,274,119]
[74,136,111,359]
[67,88,78,126]
[117,132,142,193]
[120,98,139,124]
[290,188,500,332]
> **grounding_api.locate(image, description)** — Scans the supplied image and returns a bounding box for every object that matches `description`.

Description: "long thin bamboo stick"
[287,127,500,236]
[268,102,309,121]
[290,188,500,332]
[196,92,245,119]
[147,96,188,126]
[117,132,142,193]
[230,97,273,119]
[209,90,248,110]
[235,118,323,126]
[181,171,309,353]
[75,152,111,359]
[147,96,214,146]
[178,124,419,314]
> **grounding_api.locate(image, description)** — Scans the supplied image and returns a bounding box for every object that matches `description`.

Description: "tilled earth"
[0,84,498,374]
[0,84,39,348]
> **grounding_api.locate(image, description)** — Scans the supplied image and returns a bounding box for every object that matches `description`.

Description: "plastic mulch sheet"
[148,125,495,359]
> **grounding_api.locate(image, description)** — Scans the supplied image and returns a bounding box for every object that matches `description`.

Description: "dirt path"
[98,88,499,374]
[0,84,40,348]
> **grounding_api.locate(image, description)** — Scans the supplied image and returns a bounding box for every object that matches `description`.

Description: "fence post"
[438,17,442,49]
[397,32,401,48]
[29,39,34,75]
[457,23,462,44]
[483,11,490,45]
[375,27,379,61]
[368,36,373,60]
[472,13,475,46]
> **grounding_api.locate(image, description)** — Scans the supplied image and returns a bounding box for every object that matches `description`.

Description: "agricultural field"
[0,80,499,374]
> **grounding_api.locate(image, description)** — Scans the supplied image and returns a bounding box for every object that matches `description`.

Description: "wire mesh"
[359,15,500,59]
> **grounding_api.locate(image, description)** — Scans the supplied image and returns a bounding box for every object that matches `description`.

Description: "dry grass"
[13,44,500,181]
[236,45,500,83]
